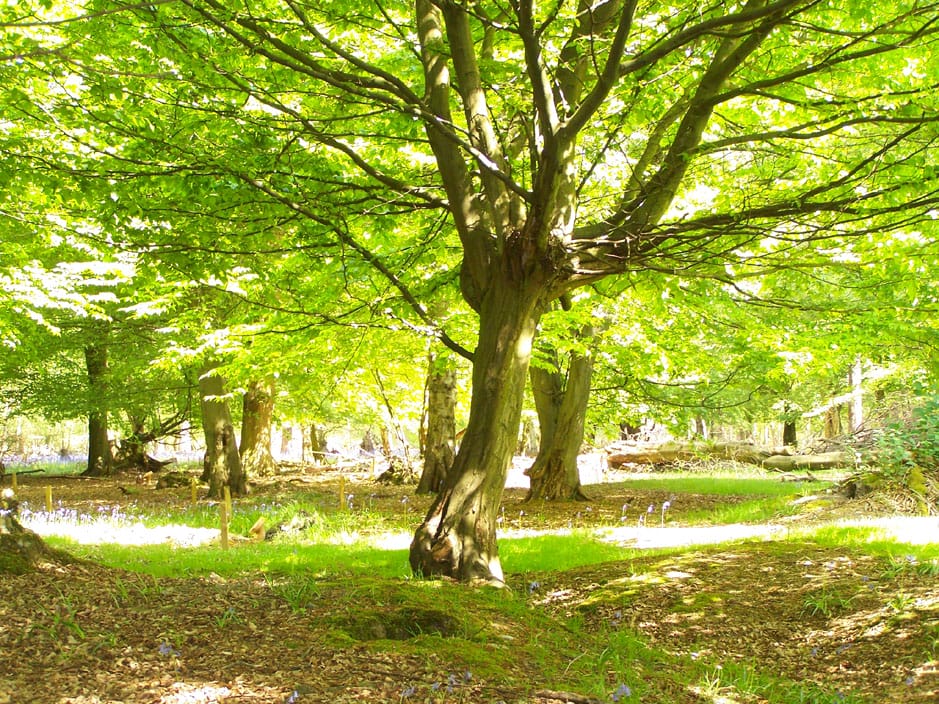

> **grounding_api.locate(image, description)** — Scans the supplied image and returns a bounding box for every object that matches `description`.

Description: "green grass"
[50,537,414,579]
[616,474,830,497]
[500,531,640,573]
[681,494,804,525]
[796,524,939,563]
[5,460,86,477]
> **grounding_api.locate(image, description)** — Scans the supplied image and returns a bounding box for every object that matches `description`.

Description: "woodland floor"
[0,465,937,703]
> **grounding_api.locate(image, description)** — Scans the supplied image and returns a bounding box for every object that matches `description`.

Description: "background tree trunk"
[309,423,326,457]
[240,378,276,477]
[783,420,798,447]
[410,278,544,584]
[199,361,246,498]
[526,343,593,501]
[82,343,112,477]
[417,355,457,495]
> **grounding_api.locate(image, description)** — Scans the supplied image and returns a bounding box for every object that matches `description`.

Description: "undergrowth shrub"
[873,395,939,476]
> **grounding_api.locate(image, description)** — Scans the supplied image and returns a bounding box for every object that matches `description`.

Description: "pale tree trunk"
[410,278,544,584]
[240,378,276,477]
[849,356,864,432]
[83,343,112,477]
[417,354,457,495]
[525,342,593,501]
[199,361,247,498]
[824,406,843,438]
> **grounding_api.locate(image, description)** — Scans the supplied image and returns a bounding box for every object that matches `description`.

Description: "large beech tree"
[4,0,939,582]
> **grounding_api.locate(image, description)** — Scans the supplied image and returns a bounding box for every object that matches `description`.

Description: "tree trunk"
[824,406,843,438]
[240,378,276,477]
[417,355,457,495]
[525,343,593,501]
[309,423,326,455]
[410,278,544,584]
[199,361,247,498]
[782,420,797,447]
[1,492,69,574]
[82,343,112,477]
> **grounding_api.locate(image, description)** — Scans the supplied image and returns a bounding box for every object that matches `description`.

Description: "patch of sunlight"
[829,517,939,545]
[360,531,411,550]
[596,523,786,549]
[159,683,233,703]
[22,507,219,547]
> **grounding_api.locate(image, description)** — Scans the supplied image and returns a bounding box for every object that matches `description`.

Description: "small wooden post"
[219,500,229,550]
[338,474,346,510]
[45,485,53,513]
[223,485,232,519]
[190,477,198,504]
[10,470,16,491]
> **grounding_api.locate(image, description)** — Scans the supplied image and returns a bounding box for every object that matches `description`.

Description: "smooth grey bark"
[199,361,247,498]
[525,343,593,502]
[240,378,276,477]
[82,343,112,477]
[417,356,457,495]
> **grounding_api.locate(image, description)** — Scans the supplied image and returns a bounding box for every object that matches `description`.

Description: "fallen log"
[606,441,854,471]
[761,451,854,471]
[606,441,783,469]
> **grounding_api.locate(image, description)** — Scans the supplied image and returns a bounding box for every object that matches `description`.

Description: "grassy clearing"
[615,473,831,497]
[19,470,938,703]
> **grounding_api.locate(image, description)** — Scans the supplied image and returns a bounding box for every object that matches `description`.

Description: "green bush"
[874,395,939,479]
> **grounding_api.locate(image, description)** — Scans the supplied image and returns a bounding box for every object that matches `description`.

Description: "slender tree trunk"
[199,361,247,498]
[83,343,112,477]
[240,378,276,477]
[309,423,326,462]
[410,277,544,584]
[525,344,593,501]
[849,356,864,432]
[417,355,457,495]
[782,420,797,447]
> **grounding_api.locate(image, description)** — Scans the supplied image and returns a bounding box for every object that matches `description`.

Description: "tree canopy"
[1,0,937,580]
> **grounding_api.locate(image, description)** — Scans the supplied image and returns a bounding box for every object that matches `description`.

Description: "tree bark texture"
[199,362,247,498]
[417,357,457,495]
[783,420,797,447]
[525,344,593,501]
[240,378,276,477]
[410,277,545,584]
[83,343,112,477]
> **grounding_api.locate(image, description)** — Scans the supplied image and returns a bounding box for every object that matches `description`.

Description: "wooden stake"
[190,477,198,504]
[338,474,346,510]
[10,470,16,491]
[223,485,232,519]
[219,500,229,550]
[45,485,53,513]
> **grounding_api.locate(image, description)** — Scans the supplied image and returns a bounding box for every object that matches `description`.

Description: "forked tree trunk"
[83,343,112,477]
[240,378,276,477]
[410,278,544,584]
[199,362,247,498]
[417,356,457,495]
[525,344,593,501]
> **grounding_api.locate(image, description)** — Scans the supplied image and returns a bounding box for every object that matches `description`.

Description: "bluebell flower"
[158,641,180,657]
[611,683,632,701]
